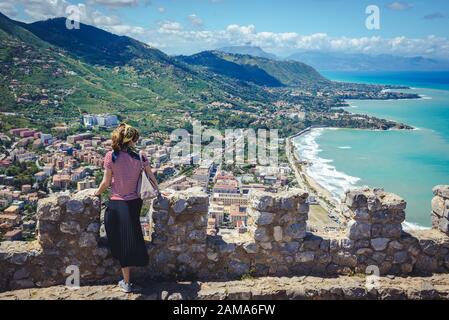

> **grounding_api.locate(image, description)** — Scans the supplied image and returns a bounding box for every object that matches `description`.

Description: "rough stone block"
[371,238,390,251]
[439,218,449,233]
[433,185,449,199]
[243,242,258,254]
[66,199,84,215]
[347,220,370,240]
[60,221,81,235]
[173,199,188,214]
[257,212,274,225]
[382,223,402,239]
[286,223,306,240]
[79,232,97,248]
[228,260,249,275]
[393,251,408,264]
[344,189,368,209]
[259,242,272,250]
[250,193,274,211]
[285,241,300,254]
[254,227,270,242]
[273,226,283,242]
[432,196,446,216]
[295,251,315,263]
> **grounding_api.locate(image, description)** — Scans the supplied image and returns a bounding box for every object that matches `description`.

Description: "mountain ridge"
[0,11,416,137]
[287,51,449,72]
[178,50,328,87]
[217,45,278,60]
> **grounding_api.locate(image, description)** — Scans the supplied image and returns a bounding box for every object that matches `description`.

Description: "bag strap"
[138,150,145,171]
[139,150,161,197]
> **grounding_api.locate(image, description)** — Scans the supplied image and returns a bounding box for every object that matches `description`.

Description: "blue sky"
[1,0,448,57]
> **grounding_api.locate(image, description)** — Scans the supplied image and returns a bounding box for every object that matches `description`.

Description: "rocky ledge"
[1,274,449,300]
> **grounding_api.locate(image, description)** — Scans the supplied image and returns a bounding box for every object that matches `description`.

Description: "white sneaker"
[118,280,133,293]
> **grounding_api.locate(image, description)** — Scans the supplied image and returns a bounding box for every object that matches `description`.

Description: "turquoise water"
[322,71,449,91]
[295,72,449,227]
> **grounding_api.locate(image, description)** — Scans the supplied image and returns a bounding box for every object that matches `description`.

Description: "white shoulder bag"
[137,151,159,201]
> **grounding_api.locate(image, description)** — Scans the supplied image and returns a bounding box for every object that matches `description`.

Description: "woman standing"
[94,123,159,293]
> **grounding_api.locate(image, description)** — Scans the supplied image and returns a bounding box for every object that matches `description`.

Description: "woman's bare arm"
[94,168,112,196]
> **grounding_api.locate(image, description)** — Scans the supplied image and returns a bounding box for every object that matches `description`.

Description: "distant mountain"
[0,11,416,137]
[0,12,306,134]
[177,51,284,87]
[217,45,278,60]
[0,13,278,99]
[20,17,175,68]
[0,12,48,48]
[287,51,449,71]
[178,50,328,87]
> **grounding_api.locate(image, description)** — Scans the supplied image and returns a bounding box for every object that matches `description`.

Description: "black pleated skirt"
[104,198,149,268]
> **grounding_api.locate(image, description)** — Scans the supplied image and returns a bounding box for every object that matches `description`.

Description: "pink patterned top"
[103,150,150,201]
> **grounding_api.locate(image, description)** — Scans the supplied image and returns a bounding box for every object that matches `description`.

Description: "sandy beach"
[286,130,347,230]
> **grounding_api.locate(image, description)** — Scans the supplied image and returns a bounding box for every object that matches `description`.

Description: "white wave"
[293,128,361,202]
[338,146,352,149]
[402,221,429,231]
[293,128,433,229]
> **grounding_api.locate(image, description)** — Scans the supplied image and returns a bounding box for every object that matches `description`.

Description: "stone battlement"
[1,186,449,292]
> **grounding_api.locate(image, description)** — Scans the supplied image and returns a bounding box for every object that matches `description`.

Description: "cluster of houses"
[3,39,76,108]
[0,120,181,242]
[162,159,293,237]
[0,182,41,241]
[1,116,296,242]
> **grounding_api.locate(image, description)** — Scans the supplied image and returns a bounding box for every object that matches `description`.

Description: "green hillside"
[177,51,284,87]
[179,50,328,87]
[0,13,285,134]
[0,12,48,48]
[0,12,408,138]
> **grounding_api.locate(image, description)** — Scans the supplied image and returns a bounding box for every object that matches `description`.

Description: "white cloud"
[0,2,18,17]
[386,1,413,11]
[89,12,122,26]
[22,0,70,21]
[137,23,449,59]
[188,14,203,27]
[87,0,139,7]
[2,1,448,59]
[158,7,166,13]
[108,24,145,35]
[158,20,183,33]
[0,0,145,37]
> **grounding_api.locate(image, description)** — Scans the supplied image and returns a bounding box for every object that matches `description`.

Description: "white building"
[83,115,96,127]
[83,114,118,128]
[97,114,118,127]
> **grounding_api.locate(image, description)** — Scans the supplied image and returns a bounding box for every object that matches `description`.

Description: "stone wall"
[342,188,437,275]
[0,190,119,291]
[432,185,449,234]
[148,189,209,279]
[1,186,449,292]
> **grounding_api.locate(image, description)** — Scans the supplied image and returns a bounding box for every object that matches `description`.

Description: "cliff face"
[1,186,449,293]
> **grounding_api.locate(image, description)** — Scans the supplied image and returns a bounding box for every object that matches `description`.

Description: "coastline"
[287,125,432,230]
[288,126,437,231]
[286,128,347,230]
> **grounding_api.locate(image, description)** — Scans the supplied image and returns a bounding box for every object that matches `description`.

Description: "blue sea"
[293,71,449,228]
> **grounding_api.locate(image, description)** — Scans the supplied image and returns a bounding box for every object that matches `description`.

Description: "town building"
[77,178,96,191]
